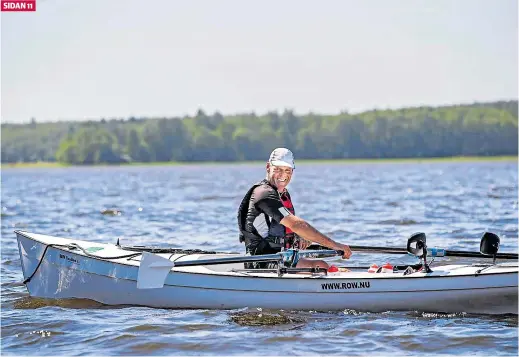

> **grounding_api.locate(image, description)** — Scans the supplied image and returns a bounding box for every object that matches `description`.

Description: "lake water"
[1,160,518,356]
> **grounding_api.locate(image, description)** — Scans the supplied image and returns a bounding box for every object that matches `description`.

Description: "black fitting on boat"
[23,244,65,284]
[480,232,500,264]
[407,232,433,273]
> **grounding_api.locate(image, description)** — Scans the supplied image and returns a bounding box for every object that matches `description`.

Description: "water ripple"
[1,161,517,356]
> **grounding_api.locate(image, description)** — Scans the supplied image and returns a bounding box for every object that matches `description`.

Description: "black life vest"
[237,180,295,247]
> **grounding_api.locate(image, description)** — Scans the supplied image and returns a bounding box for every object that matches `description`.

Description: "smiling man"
[237,148,352,269]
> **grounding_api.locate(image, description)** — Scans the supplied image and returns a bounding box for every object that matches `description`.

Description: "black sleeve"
[252,185,291,223]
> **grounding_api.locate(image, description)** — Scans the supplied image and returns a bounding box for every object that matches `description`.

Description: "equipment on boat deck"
[15,230,518,315]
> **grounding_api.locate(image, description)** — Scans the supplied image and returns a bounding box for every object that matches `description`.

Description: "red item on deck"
[381,262,393,273]
[368,264,379,273]
[327,265,339,273]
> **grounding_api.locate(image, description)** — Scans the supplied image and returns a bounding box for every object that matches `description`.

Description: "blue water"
[1,160,518,356]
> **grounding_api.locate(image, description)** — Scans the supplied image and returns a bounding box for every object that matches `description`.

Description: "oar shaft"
[444,251,518,259]
[174,254,281,267]
[349,245,406,254]
[173,249,342,267]
[348,245,518,259]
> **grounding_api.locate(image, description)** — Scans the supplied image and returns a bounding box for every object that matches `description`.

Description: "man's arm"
[280,215,352,259]
[252,186,351,258]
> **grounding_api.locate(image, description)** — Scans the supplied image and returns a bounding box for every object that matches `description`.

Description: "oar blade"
[137,252,175,289]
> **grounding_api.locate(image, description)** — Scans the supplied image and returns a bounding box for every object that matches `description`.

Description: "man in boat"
[237,147,352,269]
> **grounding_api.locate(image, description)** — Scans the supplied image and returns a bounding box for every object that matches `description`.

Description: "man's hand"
[335,243,352,259]
[298,238,310,250]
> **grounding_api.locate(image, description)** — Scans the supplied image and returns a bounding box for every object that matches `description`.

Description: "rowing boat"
[15,230,518,315]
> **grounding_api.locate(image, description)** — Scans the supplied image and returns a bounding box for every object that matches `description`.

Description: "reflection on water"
[230,310,307,326]
[13,297,108,310]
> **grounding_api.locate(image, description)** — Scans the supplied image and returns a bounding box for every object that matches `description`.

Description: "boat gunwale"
[25,258,519,294]
[15,230,519,281]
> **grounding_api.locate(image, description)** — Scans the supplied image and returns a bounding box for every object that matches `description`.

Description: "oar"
[308,244,518,259]
[121,245,239,255]
[168,249,341,267]
[136,249,342,289]
[352,245,518,259]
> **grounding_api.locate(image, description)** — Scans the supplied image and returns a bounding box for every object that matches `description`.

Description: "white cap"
[268,148,295,169]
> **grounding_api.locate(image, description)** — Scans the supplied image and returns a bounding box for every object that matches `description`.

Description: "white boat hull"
[16,231,518,314]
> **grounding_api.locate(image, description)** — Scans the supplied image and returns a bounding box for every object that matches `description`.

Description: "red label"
[1,0,36,11]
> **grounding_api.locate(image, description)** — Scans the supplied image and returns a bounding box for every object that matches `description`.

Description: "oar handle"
[349,245,406,254]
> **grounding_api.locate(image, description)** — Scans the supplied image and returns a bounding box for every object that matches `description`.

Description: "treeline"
[1,100,517,164]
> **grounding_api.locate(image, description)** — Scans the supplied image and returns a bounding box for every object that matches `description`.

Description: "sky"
[1,0,518,123]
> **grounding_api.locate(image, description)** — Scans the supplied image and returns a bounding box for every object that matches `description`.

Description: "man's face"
[267,163,293,191]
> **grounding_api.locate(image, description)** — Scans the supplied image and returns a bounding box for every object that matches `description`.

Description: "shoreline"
[2,156,517,169]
